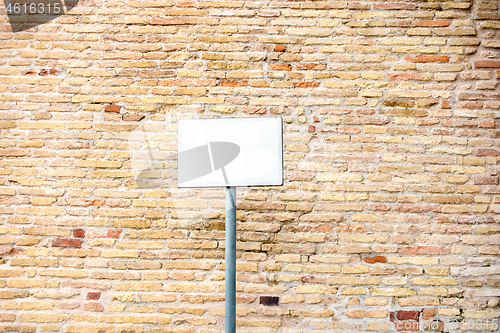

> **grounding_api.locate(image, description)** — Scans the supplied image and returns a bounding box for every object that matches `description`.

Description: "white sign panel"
[177,117,283,188]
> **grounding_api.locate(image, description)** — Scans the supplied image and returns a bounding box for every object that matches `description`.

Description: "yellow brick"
[300,310,335,317]
[19,313,70,323]
[2,301,53,310]
[411,277,459,285]
[342,287,366,295]
[106,315,158,324]
[352,214,378,222]
[114,282,162,291]
[369,288,417,296]
[342,265,370,274]
[31,197,57,206]
[420,287,448,296]
[463,310,500,319]
[71,314,97,323]
[317,173,363,182]
[65,325,115,333]
[294,285,337,294]
[101,250,139,258]
[398,297,440,306]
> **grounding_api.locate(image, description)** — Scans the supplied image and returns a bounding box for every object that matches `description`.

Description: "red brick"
[73,229,85,238]
[316,225,334,233]
[52,238,83,248]
[336,224,366,233]
[475,60,500,68]
[87,292,101,300]
[396,310,420,321]
[336,126,362,134]
[476,148,499,156]
[457,101,482,109]
[107,230,122,238]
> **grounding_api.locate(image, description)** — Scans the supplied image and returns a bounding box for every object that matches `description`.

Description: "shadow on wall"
[4,0,79,32]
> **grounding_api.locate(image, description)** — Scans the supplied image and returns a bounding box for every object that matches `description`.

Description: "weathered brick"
[475,60,500,68]
[0,1,498,331]
[405,55,450,63]
[104,104,121,113]
[52,238,83,248]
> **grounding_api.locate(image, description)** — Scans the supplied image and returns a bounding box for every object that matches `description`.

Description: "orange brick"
[405,55,450,63]
[413,20,449,27]
[269,64,292,71]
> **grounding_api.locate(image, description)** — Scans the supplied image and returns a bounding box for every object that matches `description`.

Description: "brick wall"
[0,0,499,332]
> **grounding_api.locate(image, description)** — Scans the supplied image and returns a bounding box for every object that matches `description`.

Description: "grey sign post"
[224,186,237,333]
[177,117,283,333]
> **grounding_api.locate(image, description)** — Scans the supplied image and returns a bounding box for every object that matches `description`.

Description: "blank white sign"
[177,117,283,188]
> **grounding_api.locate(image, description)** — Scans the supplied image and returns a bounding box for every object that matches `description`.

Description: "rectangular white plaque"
[177,117,283,188]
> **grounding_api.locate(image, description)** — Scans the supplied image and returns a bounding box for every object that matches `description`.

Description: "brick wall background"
[0,0,499,332]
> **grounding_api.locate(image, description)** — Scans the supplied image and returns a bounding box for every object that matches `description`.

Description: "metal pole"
[225,186,236,333]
